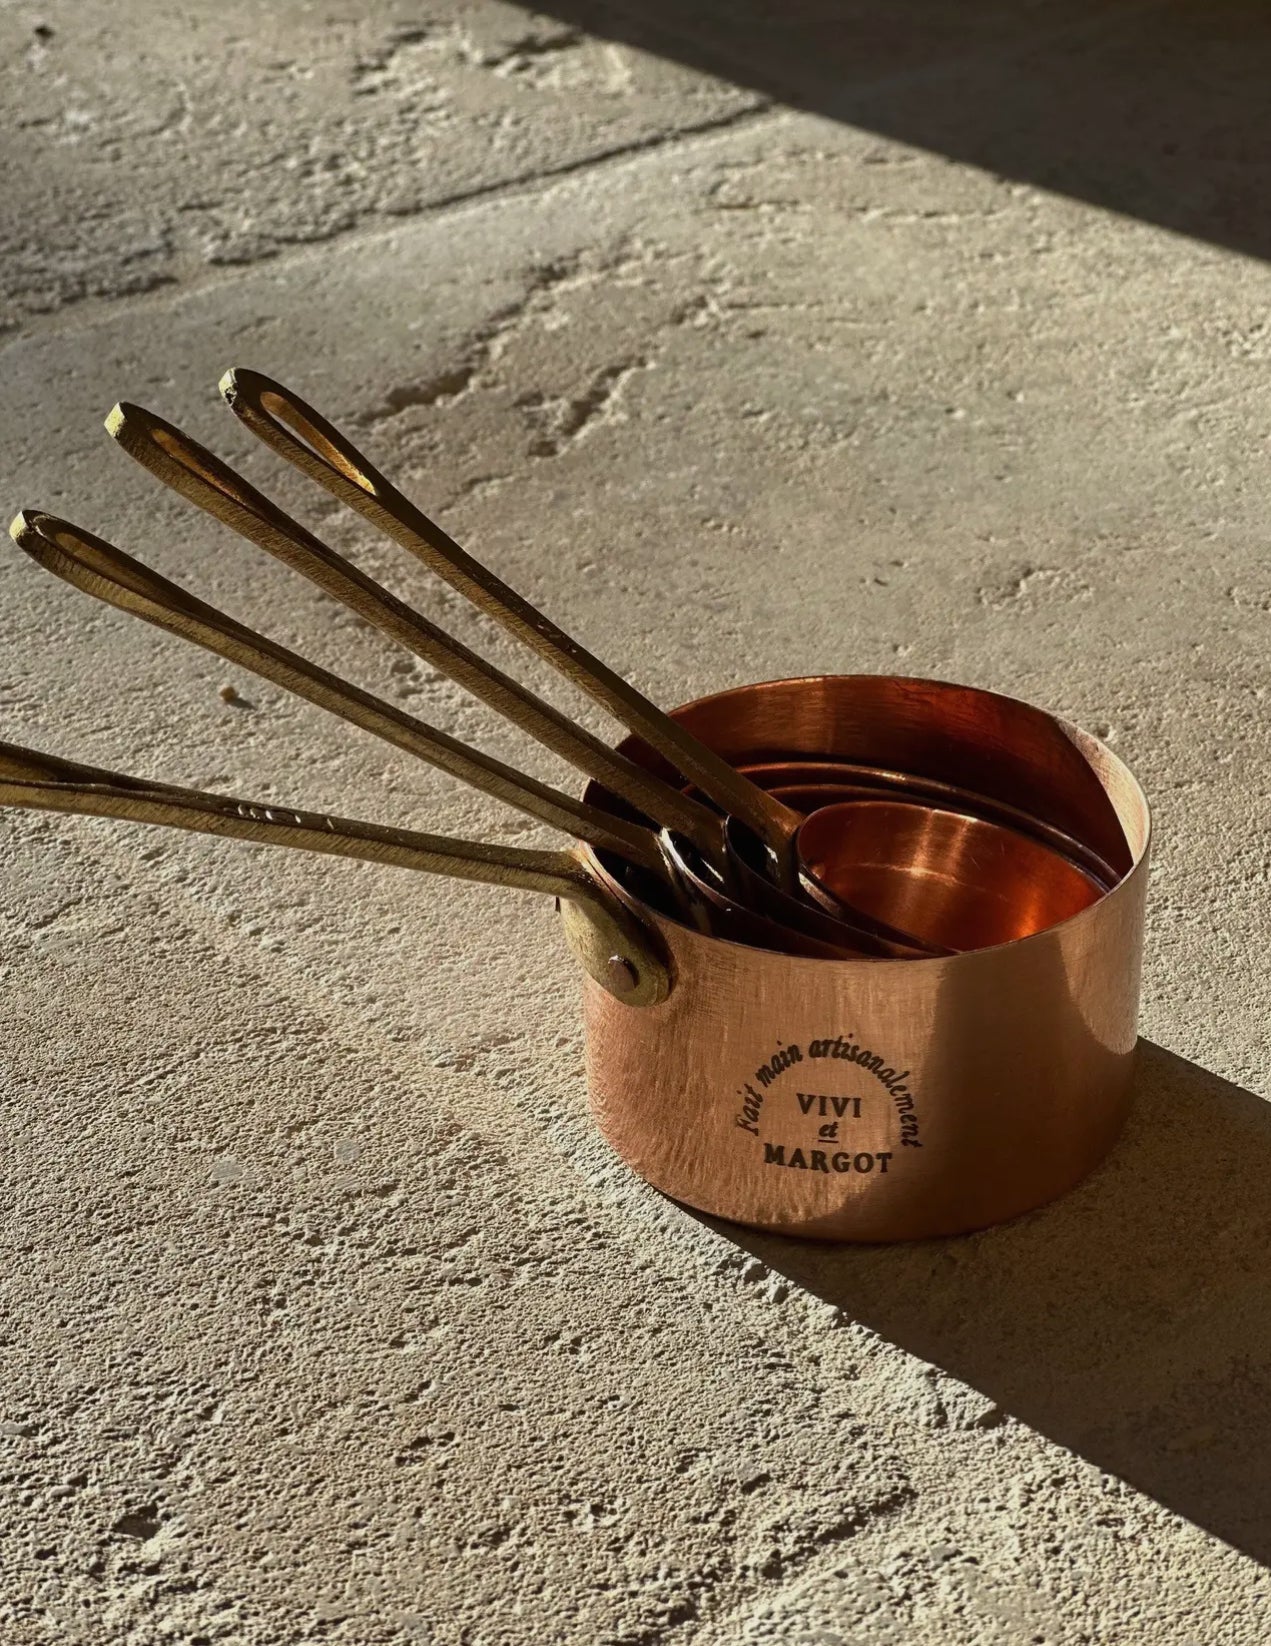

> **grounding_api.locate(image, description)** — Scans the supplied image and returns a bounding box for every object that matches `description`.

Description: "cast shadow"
[706,1042,1271,1564]
[539,0,1271,263]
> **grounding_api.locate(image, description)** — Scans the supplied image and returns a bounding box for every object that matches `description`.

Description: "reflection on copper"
[797,798,1105,954]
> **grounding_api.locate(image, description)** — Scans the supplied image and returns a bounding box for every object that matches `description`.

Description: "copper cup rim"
[582,672,1152,971]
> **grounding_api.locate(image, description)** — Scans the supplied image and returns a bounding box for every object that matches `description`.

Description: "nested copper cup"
[566,676,1150,1242]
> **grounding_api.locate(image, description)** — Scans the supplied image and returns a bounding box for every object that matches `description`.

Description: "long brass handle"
[0,739,670,1006]
[105,401,728,866]
[219,367,802,873]
[9,511,668,878]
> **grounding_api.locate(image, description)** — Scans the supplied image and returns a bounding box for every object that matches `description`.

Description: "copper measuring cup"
[746,761,1116,952]
[0,671,1150,1240]
[572,674,1150,1241]
[19,370,1125,967]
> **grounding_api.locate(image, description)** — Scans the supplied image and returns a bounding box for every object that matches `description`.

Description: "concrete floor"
[2,3,1270,1641]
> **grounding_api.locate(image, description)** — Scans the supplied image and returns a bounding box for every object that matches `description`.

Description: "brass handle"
[9,510,669,878]
[105,401,728,866]
[0,739,671,1006]
[219,367,802,872]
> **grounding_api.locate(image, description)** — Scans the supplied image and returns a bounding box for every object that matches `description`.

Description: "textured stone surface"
[0,0,760,333]
[2,4,1271,1643]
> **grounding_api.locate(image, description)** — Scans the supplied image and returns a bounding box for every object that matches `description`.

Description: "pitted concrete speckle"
[3,4,1271,1643]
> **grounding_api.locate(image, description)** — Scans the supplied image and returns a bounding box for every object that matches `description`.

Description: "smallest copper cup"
[796,796,1107,954]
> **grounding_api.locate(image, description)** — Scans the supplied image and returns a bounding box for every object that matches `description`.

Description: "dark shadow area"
[537,0,1271,263]
[707,1042,1271,1564]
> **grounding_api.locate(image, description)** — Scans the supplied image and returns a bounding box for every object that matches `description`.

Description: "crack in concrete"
[354,245,672,470]
[518,354,650,459]
[1,100,779,350]
[358,363,480,421]
[350,22,439,93]
[470,25,585,71]
[356,252,589,428]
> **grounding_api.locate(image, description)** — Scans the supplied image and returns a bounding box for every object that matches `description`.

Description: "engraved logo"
[731,1033,921,1173]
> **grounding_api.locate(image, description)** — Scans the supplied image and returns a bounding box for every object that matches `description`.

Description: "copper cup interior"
[796,797,1106,953]
[593,676,1139,958]
[716,762,1114,956]
[720,810,949,958]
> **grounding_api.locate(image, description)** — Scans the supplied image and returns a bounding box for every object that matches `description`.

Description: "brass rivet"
[605,954,638,994]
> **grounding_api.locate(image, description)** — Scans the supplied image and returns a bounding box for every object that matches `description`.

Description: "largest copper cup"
[570,676,1150,1242]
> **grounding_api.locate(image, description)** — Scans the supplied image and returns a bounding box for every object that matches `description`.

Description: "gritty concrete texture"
[2,4,1271,1643]
[0,0,760,333]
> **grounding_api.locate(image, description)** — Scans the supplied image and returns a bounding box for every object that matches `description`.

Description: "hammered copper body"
[570,675,1149,1242]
